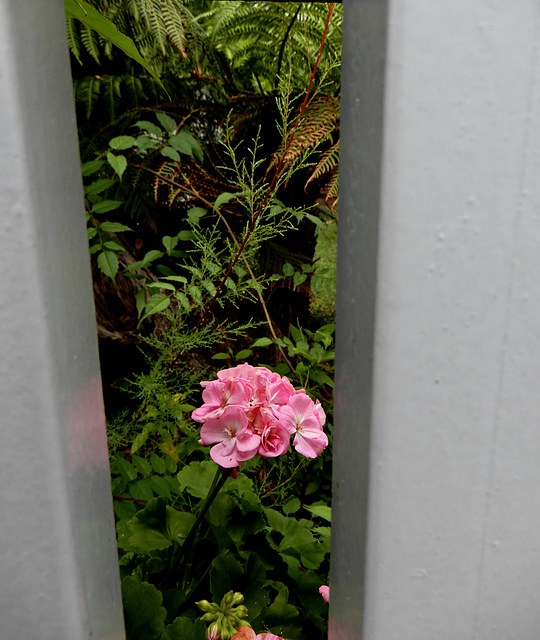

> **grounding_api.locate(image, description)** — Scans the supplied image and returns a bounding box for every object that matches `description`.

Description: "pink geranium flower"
[193,363,328,466]
[319,584,330,603]
[278,393,328,458]
[192,378,252,423]
[258,420,290,458]
[200,406,260,467]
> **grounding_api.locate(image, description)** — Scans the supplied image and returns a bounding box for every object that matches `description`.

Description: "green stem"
[177,465,233,589]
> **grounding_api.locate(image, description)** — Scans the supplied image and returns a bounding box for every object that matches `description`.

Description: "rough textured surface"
[0,2,125,638]
[332,1,540,638]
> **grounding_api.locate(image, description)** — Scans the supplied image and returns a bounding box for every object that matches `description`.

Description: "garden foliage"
[68,2,340,638]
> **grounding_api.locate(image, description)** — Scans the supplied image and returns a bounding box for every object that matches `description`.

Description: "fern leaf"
[80,25,101,63]
[305,140,340,189]
[65,16,82,64]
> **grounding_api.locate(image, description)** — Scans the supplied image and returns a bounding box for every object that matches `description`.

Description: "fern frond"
[140,0,167,55]
[305,140,339,189]
[74,76,102,120]
[273,94,340,169]
[80,25,101,63]
[66,16,82,64]
[162,0,188,55]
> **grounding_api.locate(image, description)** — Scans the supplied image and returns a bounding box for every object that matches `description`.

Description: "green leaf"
[145,282,176,293]
[125,250,164,270]
[139,293,171,323]
[169,129,203,162]
[103,240,125,252]
[91,200,124,214]
[210,551,244,602]
[161,146,180,162]
[261,583,301,639]
[202,280,217,297]
[121,577,167,640]
[175,291,190,312]
[234,349,252,360]
[109,135,136,150]
[188,284,203,306]
[177,230,194,241]
[131,454,152,478]
[293,272,307,289]
[162,235,178,255]
[81,159,104,176]
[176,460,217,499]
[252,337,273,347]
[99,221,132,233]
[115,454,138,481]
[150,452,166,475]
[166,507,196,545]
[135,120,163,137]
[213,191,239,211]
[156,112,177,133]
[106,151,127,179]
[211,352,230,360]
[282,262,294,277]
[283,498,301,515]
[64,0,167,93]
[162,275,187,284]
[130,478,154,501]
[304,504,331,522]
[135,289,146,317]
[97,250,119,279]
[136,135,155,151]
[169,131,193,156]
[84,178,115,195]
[162,617,195,640]
[305,212,325,229]
[187,207,207,226]
[87,227,97,240]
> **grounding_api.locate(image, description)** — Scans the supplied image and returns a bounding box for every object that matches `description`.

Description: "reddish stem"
[196,2,336,325]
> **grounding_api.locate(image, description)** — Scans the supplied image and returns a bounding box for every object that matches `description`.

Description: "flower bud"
[201,612,217,622]
[221,590,235,607]
[197,600,215,613]
[221,617,234,640]
[231,592,244,606]
[207,621,220,640]
[234,605,248,619]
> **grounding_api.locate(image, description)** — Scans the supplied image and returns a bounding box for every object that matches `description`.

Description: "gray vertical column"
[330,1,388,638]
[332,1,540,639]
[0,2,125,639]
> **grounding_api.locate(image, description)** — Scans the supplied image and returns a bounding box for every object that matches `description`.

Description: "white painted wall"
[332,1,540,638]
[0,2,125,638]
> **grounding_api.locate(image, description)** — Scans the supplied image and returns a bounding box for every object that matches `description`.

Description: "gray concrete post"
[0,2,125,638]
[331,1,540,639]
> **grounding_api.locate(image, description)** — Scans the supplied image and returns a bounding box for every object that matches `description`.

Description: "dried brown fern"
[270,94,340,170]
[305,139,339,210]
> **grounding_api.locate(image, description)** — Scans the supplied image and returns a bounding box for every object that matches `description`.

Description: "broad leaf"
[156,112,177,133]
[109,135,136,150]
[106,151,127,179]
[251,337,273,347]
[99,221,132,232]
[213,191,240,211]
[97,250,118,279]
[161,146,180,162]
[91,200,124,214]
[121,577,167,640]
[135,120,163,137]
[139,293,171,323]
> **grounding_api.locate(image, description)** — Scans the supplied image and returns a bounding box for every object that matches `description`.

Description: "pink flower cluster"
[192,363,328,468]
